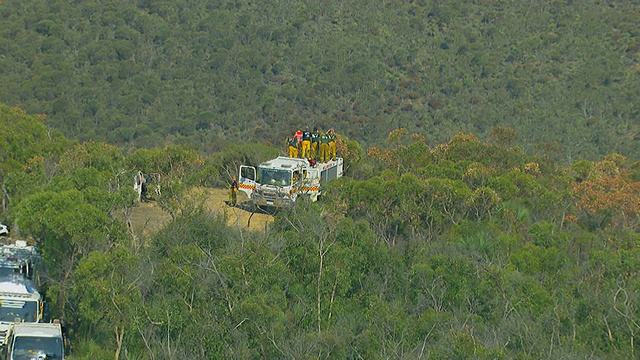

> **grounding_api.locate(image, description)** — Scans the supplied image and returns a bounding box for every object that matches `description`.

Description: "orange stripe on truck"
[299,187,319,192]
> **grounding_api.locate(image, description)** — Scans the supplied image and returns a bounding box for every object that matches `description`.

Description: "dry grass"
[128,187,274,239]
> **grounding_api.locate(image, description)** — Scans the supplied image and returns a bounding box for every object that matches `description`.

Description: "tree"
[0,105,70,211]
[572,158,640,230]
[126,145,215,218]
[71,247,145,360]
[488,126,519,148]
[12,188,126,322]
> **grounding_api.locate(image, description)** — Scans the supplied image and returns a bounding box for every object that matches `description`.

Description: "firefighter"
[294,129,303,157]
[229,176,238,207]
[310,127,320,160]
[301,129,311,159]
[288,137,298,158]
[319,131,330,163]
[327,128,337,161]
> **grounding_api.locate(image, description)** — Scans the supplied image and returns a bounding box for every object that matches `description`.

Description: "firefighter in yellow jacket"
[301,129,311,159]
[319,132,330,163]
[229,176,238,207]
[327,128,337,161]
[288,137,298,158]
[310,127,320,160]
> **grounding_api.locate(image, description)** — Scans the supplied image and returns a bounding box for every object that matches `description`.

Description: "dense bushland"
[2,105,640,359]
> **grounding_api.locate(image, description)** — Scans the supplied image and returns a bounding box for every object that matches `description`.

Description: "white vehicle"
[0,276,44,348]
[4,321,64,360]
[0,225,7,237]
[0,241,40,280]
[239,156,344,207]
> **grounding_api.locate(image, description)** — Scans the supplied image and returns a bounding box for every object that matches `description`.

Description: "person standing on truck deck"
[288,137,299,158]
[294,129,303,157]
[230,176,239,207]
[311,127,320,160]
[319,131,330,163]
[301,129,311,159]
[327,128,337,161]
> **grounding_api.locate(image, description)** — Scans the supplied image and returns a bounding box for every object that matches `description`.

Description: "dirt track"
[128,187,273,238]
[195,187,274,232]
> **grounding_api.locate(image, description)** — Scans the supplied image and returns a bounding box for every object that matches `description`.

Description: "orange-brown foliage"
[572,165,640,229]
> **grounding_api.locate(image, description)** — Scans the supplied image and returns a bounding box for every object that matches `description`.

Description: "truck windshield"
[11,336,63,360]
[256,168,291,186]
[0,300,38,322]
[0,268,20,278]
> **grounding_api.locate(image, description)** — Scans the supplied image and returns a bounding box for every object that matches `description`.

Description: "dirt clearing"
[129,187,273,238]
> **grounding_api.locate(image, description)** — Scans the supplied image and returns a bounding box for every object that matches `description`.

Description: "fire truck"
[238,156,344,208]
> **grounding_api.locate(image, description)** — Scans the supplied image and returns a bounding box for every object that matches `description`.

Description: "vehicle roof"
[0,274,40,298]
[12,322,61,337]
[258,156,344,170]
[259,156,310,169]
[0,240,40,269]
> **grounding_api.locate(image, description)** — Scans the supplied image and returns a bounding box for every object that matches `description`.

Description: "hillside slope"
[0,0,638,160]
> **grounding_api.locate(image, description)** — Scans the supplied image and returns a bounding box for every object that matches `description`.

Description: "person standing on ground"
[230,176,239,206]
[136,171,148,202]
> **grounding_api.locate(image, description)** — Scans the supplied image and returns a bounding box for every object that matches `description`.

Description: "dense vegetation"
[2,104,640,359]
[1,0,639,160]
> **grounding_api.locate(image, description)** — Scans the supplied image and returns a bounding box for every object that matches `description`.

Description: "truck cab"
[4,321,64,360]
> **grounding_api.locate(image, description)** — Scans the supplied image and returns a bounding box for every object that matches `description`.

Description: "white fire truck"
[239,156,344,208]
